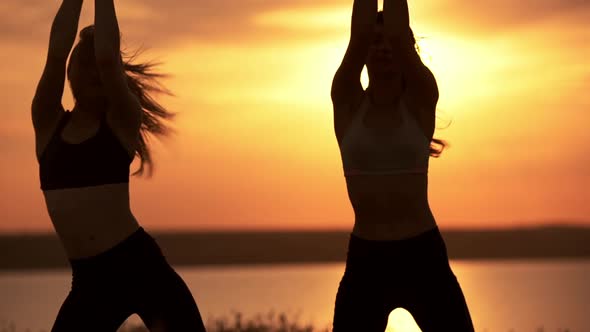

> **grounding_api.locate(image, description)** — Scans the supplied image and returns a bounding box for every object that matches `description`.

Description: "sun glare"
[387,308,422,332]
[253,6,350,30]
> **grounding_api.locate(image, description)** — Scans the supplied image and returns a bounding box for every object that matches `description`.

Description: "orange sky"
[0,0,588,232]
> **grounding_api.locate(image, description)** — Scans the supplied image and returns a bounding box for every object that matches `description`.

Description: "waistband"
[344,167,429,177]
[345,227,449,269]
[69,227,163,272]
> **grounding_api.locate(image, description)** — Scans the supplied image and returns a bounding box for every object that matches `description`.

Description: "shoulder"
[402,98,436,140]
[36,110,71,161]
[333,90,366,144]
[406,65,438,108]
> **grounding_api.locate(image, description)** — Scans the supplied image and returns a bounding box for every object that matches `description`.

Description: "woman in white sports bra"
[330,1,474,331]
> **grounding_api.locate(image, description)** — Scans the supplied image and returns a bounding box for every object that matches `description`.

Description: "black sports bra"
[39,112,133,191]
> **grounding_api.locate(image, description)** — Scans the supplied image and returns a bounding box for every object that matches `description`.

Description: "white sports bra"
[339,92,430,176]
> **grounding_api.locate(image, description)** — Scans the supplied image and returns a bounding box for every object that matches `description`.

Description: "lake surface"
[1,260,588,332]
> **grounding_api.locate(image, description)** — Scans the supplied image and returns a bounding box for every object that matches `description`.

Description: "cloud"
[419,0,590,36]
[2,0,588,50]
[0,0,345,48]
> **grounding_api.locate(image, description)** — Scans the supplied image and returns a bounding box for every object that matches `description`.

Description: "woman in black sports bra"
[32,1,206,331]
[330,1,474,331]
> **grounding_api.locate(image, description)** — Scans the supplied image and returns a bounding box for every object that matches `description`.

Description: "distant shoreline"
[1,226,589,270]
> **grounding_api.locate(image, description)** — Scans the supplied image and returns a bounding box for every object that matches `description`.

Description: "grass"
[120,312,329,332]
[0,315,574,332]
[0,312,330,332]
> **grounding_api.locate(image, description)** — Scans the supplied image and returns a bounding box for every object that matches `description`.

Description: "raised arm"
[383,0,438,109]
[94,0,142,153]
[331,0,377,106]
[332,0,377,141]
[383,0,409,38]
[32,0,83,156]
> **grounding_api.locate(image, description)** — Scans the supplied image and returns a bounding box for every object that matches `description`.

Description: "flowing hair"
[67,25,174,176]
[376,11,447,158]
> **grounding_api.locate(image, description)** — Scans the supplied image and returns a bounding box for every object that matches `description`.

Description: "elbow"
[330,87,338,104]
[31,95,51,113]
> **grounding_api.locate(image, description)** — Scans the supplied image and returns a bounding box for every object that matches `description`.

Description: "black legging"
[332,228,474,332]
[51,228,206,332]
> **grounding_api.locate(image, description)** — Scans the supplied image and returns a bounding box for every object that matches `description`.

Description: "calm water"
[0,260,588,332]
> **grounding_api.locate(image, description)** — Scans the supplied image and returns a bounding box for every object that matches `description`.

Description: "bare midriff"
[345,173,437,240]
[43,183,140,259]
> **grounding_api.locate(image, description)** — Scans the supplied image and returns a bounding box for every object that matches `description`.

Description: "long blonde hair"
[67,25,174,176]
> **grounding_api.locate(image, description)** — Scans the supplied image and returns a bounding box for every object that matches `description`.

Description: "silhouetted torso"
[39,111,132,190]
[39,110,139,259]
[345,174,436,240]
[338,92,437,240]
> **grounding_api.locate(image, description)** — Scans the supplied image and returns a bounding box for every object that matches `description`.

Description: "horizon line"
[1,221,589,236]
